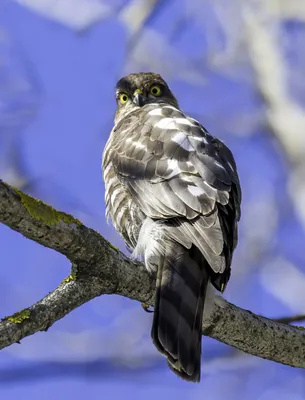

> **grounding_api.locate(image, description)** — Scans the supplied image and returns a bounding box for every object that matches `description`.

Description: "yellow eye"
[119,93,129,104]
[150,85,162,96]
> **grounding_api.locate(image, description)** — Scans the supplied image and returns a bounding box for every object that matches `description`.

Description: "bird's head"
[114,72,179,121]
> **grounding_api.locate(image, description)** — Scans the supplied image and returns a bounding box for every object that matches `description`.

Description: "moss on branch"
[14,188,82,227]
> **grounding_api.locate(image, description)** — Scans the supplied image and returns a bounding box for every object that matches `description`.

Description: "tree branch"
[0,179,305,368]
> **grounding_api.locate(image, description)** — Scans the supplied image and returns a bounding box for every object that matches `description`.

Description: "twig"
[275,314,305,325]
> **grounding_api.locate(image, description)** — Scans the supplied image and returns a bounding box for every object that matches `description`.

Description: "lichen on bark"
[14,188,82,226]
[3,309,31,324]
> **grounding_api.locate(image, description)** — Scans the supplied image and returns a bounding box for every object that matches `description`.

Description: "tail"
[151,241,209,382]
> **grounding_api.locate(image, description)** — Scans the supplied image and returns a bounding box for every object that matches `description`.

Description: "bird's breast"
[103,152,145,250]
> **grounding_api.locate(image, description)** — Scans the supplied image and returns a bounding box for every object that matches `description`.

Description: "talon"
[141,303,153,313]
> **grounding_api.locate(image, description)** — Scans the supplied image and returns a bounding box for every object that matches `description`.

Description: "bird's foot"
[141,303,153,313]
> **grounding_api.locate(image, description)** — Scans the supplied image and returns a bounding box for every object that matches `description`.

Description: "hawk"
[102,72,241,382]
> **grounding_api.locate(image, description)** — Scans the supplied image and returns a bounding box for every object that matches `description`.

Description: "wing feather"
[107,103,241,280]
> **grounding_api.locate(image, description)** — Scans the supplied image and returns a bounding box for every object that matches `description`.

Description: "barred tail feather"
[151,242,209,382]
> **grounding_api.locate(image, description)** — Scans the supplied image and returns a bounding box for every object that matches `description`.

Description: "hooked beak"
[133,93,147,107]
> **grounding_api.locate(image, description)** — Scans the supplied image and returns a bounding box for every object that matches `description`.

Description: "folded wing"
[108,103,241,288]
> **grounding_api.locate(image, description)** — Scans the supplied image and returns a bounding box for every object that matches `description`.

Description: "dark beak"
[133,93,147,107]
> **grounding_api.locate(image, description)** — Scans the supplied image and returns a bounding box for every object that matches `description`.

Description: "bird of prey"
[102,72,241,382]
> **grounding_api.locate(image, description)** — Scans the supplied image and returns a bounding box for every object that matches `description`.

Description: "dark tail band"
[151,241,210,382]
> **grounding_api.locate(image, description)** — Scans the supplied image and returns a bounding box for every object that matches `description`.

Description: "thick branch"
[0,180,305,368]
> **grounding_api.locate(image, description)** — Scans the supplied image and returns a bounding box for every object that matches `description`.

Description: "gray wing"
[110,103,241,289]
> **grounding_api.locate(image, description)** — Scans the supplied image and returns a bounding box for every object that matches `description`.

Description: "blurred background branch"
[1,0,305,397]
[242,0,305,162]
